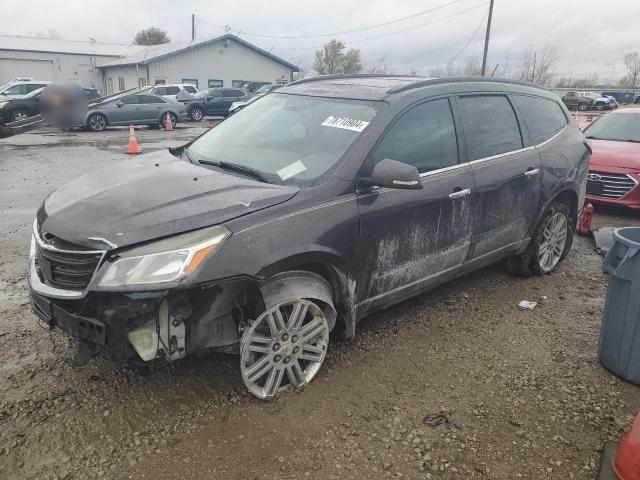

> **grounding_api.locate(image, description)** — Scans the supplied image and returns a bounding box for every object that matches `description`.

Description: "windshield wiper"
[198,159,270,183]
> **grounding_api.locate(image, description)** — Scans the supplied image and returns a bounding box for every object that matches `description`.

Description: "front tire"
[240,299,330,401]
[11,109,30,122]
[578,103,589,111]
[189,106,204,121]
[505,202,573,277]
[87,113,107,132]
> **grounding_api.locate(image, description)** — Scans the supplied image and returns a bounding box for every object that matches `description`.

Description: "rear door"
[138,94,167,122]
[456,94,542,263]
[357,97,475,307]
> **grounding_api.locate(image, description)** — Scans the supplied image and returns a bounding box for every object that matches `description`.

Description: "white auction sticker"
[277,160,307,180]
[321,116,370,132]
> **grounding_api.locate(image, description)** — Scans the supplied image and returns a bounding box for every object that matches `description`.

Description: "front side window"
[372,98,459,174]
[458,95,523,160]
[188,94,384,186]
[3,84,28,95]
[513,95,568,144]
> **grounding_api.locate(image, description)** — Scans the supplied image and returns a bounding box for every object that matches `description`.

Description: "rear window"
[458,95,523,160]
[513,95,568,144]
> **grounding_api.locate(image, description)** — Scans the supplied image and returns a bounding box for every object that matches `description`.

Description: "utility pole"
[191,14,195,40]
[480,0,495,76]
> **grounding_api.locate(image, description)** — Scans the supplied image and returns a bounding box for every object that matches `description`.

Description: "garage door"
[0,58,54,84]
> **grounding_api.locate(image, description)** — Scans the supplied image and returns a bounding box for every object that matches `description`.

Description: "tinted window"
[222,89,244,98]
[372,98,459,173]
[119,95,139,105]
[513,95,567,144]
[165,86,180,95]
[458,95,523,160]
[152,87,165,95]
[207,89,222,99]
[28,84,46,92]
[139,95,165,104]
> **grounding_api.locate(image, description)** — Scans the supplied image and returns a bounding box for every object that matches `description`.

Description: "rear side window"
[165,86,180,95]
[151,87,165,95]
[458,95,523,160]
[372,98,459,173]
[120,95,140,105]
[513,95,568,144]
[139,95,165,104]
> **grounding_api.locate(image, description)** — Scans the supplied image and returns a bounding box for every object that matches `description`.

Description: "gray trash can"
[598,227,640,385]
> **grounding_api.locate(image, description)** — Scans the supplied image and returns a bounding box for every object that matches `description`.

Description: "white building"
[0,35,140,91]
[98,34,299,94]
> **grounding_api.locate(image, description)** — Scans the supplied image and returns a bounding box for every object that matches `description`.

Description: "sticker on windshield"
[321,116,369,133]
[277,160,307,181]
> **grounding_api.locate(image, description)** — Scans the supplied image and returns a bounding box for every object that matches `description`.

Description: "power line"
[195,0,470,39]
[451,8,488,64]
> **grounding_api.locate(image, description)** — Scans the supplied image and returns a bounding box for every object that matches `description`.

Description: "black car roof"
[280,74,545,101]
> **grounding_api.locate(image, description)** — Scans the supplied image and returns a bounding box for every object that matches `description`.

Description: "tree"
[33,28,61,40]
[623,52,640,88]
[313,40,362,75]
[133,27,170,46]
[367,54,394,74]
[462,55,481,76]
[427,66,443,78]
[515,45,557,86]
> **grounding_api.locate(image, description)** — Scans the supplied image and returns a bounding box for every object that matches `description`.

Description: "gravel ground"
[1,125,639,480]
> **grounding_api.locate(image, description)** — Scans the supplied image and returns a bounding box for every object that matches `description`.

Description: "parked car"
[28,75,588,400]
[256,84,281,94]
[83,93,187,131]
[240,81,268,93]
[183,88,252,120]
[583,108,640,209]
[0,80,50,100]
[228,85,282,114]
[0,87,100,124]
[149,84,198,102]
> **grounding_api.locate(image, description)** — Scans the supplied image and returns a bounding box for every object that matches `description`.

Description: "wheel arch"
[542,188,579,227]
[257,252,357,339]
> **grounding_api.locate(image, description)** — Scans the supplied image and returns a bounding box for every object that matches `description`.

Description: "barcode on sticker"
[321,116,369,132]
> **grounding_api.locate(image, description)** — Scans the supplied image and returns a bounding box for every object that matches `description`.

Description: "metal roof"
[0,34,141,57]
[98,34,299,71]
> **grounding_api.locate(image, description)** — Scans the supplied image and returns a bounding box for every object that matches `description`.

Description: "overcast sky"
[4,0,640,84]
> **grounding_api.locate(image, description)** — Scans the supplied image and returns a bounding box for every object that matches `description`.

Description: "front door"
[357,98,475,310]
[455,94,542,262]
[204,89,224,115]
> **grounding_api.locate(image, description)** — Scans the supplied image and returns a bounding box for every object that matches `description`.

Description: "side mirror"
[115,101,123,108]
[370,158,422,190]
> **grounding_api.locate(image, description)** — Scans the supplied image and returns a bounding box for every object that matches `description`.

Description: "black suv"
[28,75,589,400]
[183,88,251,120]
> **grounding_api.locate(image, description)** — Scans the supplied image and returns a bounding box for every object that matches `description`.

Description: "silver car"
[84,93,187,131]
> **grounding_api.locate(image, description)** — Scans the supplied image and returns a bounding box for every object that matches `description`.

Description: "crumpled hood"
[589,139,640,169]
[39,150,298,250]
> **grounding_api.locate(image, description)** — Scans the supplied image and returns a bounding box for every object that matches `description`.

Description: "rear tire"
[160,112,177,129]
[504,202,574,277]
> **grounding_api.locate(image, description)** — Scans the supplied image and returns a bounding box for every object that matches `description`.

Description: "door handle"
[449,188,471,199]
[524,168,540,177]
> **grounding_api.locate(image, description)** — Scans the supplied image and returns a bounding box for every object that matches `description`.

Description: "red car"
[583,109,640,209]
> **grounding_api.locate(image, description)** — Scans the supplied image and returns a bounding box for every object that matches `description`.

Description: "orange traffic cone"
[164,112,174,131]
[614,412,640,480]
[127,124,142,154]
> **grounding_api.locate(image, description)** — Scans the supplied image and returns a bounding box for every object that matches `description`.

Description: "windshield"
[585,113,640,142]
[187,93,384,186]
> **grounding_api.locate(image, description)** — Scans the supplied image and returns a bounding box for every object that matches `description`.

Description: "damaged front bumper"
[29,251,248,364]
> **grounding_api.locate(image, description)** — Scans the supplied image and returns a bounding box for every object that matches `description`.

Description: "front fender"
[260,271,337,331]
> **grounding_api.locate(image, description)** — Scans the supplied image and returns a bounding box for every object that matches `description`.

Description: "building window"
[232,80,250,88]
[208,79,223,88]
[138,78,147,89]
[118,77,125,91]
[106,78,114,95]
[182,79,198,88]
[154,79,166,85]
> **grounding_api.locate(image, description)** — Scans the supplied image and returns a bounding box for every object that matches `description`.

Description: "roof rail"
[287,73,428,87]
[386,76,536,94]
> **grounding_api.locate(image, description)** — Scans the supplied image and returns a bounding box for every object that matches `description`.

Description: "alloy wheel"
[190,108,203,121]
[538,212,568,272]
[240,299,329,400]
[89,114,106,131]
[12,111,29,122]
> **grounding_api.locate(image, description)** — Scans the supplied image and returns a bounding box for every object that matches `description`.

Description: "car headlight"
[92,225,230,291]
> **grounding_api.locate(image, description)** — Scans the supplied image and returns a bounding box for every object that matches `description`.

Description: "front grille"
[587,172,637,199]
[34,230,105,291]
